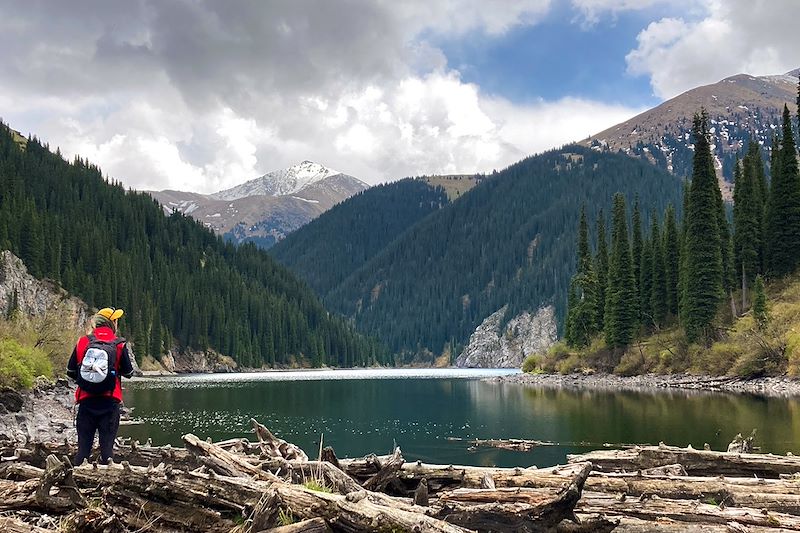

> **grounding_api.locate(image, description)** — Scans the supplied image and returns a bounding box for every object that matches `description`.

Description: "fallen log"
[252,418,308,461]
[362,446,404,492]
[431,462,591,532]
[183,432,280,481]
[0,517,53,533]
[577,492,800,530]
[568,444,800,478]
[249,482,470,533]
[261,517,333,532]
[581,471,800,514]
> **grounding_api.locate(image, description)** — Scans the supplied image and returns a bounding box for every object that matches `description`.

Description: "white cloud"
[0,0,639,192]
[625,0,800,99]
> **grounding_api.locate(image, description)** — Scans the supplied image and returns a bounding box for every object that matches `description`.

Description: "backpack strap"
[76,336,91,363]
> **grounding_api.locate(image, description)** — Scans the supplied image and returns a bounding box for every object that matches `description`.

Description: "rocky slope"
[583,69,798,198]
[150,161,368,248]
[455,306,558,368]
[0,250,89,330]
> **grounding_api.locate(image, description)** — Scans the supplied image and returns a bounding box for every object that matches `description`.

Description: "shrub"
[0,338,53,388]
[521,354,541,374]
[691,342,741,375]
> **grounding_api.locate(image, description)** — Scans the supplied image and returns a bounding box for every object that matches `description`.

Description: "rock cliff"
[455,305,557,368]
[0,250,90,330]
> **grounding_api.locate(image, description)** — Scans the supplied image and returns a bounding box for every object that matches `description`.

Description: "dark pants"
[74,399,120,465]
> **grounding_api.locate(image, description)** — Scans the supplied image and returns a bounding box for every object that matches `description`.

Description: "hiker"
[66,307,134,465]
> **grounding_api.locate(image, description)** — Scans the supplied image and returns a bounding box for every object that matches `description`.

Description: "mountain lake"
[120,369,800,468]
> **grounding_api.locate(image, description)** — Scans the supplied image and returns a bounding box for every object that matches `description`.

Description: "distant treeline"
[0,123,386,368]
[273,146,684,363]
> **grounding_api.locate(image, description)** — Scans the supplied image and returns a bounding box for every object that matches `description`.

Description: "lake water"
[120,369,800,468]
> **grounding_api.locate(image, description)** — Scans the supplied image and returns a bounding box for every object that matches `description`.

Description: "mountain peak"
[211,160,345,200]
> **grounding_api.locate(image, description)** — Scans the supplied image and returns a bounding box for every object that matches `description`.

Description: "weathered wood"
[431,462,592,532]
[569,444,800,478]
[581,471,800,514]
[320,446,341,470]
[183,432,280,481]
[466,437,553,452]
[261,457,363,494]
[261,517,333,532]
[578,492,800,530]
[249,481,471,533]
[362,445,404,492]
[0,517,52,533]
[251,418,309,461]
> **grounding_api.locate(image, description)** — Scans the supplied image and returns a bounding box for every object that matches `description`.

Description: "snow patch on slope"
[211,161,345,200]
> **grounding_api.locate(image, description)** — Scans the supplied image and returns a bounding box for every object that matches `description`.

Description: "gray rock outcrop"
[455,305,557,368]
[0,250,90,329]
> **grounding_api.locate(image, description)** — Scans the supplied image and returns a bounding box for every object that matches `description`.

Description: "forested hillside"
[270,179,449,295]
[0,123,385,368]
[280,146,683,361]
[556,99,800,378]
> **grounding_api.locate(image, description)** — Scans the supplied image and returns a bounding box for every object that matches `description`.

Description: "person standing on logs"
[66,307,134,465]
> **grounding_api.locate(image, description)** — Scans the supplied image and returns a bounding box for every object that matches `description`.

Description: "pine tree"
[733,156,760,310]
[639,236,653,328]
[631,198,643,318]
[663,205,680,318]
[650,213,667,327]
[594,210,609,331]
[745,142,768,273]
[684,111,723,342]
[565,206,599,347]
[605,194,637,349]
[766,106,800,277]
[753,274,768,330]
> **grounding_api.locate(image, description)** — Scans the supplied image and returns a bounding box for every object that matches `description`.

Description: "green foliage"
[683,112,724,342]
[0,122,385,369]
[650,213,667,326]
[604,194,638,349]
[271,179,449,296]
[521,354,542,373]
[565,206,600,347]
[766,106,800,277]
[631,199,643,318]
[663,205,680,318]
[303,479,333,493]
[277,508,296,527]
[594,210,609,330]
[0,338,52,388]
[276,146,681,359]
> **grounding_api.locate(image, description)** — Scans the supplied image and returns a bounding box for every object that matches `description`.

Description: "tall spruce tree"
[733,156,760,310]
[631,198,643,318]
[753,274,768,330]
[650,213,667,327]
[684,111,724,342]
[605,193,637,349]
[594,210,609,331]
[766,106,800,277]
[744,142,768,274]
[639,236,653,328]
[565,206,599,347]
[663,204,680,318]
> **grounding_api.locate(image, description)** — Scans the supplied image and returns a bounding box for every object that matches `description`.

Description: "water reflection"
[121,373,800,468]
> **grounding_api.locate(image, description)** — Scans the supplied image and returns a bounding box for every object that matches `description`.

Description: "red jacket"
[68,326,132,403]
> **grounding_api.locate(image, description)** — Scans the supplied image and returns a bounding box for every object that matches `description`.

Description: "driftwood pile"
[566,442,800,531]
[0,419,591,532]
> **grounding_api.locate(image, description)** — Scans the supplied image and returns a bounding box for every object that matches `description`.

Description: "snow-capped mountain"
[211,160,353,200]
[149,161,368,248]
[582,68,799,199]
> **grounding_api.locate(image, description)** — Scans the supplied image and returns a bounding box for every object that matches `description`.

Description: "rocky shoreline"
[0,379,76,445]
[492,372,800,397]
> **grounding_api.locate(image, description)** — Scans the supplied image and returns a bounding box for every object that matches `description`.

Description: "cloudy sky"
[1,0,798,192]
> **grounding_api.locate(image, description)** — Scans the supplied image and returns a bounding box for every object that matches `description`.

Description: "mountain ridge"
[149,160,368,248]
